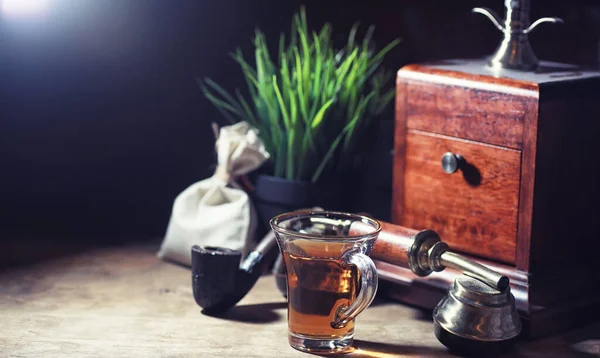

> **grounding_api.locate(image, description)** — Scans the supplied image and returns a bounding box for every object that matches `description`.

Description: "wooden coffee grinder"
[375,0,600,340]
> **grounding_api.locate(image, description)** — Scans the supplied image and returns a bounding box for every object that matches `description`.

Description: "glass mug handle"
[331,249,378,329]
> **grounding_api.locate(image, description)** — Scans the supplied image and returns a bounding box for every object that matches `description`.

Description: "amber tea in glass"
[270,211,380,354]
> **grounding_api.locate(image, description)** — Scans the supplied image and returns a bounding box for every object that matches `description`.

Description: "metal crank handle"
[351,220,509,291]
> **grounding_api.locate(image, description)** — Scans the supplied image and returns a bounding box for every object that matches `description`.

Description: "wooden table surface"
[1,245,599,357]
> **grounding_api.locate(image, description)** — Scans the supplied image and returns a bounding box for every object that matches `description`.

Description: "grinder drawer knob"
[441,152,462,174]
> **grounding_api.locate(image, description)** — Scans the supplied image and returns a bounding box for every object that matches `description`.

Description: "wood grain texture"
[515,96,539,273]
[404,79,527,149]
[400,130,520,264]
[0,245,453,358]
[391,76,408,226]
[1,245,598,357]
[400,63,539,92]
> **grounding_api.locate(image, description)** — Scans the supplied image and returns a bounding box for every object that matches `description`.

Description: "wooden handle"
[353,220,509,289]
[350,220,418,268]
[371,221,418,268]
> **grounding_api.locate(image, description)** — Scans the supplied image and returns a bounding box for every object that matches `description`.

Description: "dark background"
[1,0,599,251]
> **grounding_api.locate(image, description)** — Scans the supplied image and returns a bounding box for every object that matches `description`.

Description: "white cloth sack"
[157,121,270,266]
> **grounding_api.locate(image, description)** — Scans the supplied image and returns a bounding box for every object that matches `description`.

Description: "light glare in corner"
[1,0,50,16]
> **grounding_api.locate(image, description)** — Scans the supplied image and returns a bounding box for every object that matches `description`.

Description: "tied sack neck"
[211,121,270,187]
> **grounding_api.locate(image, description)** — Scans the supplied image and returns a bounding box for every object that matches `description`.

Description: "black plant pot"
[249,173,348,297]
[250,174,347,234]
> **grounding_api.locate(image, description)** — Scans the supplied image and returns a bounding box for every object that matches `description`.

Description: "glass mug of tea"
[270,210,380,353]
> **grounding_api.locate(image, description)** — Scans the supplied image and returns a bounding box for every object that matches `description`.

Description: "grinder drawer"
[398,130,521,264]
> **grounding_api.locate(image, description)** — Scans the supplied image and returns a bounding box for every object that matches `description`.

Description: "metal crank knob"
[441,152,462,174]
